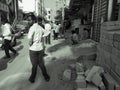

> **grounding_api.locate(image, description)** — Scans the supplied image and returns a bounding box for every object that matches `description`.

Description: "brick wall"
[96,21,120,84]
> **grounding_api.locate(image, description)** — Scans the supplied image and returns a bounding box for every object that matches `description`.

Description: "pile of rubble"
[62,62,120,90]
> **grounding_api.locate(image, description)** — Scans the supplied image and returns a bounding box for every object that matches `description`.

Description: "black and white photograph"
[0,0,120,90]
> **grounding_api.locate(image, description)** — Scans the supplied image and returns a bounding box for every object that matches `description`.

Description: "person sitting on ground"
[83,28,89,39]
[71,30,79,45]
[55,23,60,40]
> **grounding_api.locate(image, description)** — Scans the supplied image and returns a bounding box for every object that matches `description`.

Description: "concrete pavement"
[0,33,97,90]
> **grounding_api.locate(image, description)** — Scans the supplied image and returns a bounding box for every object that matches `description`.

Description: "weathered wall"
[96,21,120,84]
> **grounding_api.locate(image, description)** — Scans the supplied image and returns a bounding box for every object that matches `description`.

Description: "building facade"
[46,8,52,22]
[91,0,119,42]
[0,0,9,25]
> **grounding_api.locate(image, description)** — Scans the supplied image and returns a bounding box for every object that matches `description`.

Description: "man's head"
[84,28,87,31]
[71,30,76,34]
[37,17,42,24]
[29,14,37,23]
[2,19,9,24]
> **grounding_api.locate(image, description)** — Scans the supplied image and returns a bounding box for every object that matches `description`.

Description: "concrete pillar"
[0,13,1,25]
[107,0,114,21]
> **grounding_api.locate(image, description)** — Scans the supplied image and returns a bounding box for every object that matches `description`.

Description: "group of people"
[0,14,63,83]
[0,13,81,84]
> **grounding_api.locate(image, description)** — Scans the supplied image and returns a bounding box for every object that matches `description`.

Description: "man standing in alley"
[28,15,50,83]
[1,19,17,59]
[44,21,52,44]
[54,23,60,40]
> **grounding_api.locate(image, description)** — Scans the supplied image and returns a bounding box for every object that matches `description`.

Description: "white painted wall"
[22,0,35,12]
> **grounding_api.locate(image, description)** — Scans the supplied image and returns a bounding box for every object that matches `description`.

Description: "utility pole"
[12,0,18,27]
[41,0,42,23]
[61,0,66,34]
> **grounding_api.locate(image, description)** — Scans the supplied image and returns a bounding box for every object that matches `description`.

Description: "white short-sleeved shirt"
[55,24,60,33]
[2,23,12,40]
[44,23,51,34]
[28,23,46,51]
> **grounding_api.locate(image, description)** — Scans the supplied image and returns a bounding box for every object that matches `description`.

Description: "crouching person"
[71,30,79,45]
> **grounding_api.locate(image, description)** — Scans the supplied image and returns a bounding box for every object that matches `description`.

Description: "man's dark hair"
[2,18,9,24]
[30,14,37,23]
[71,30,76,34]
[37,17,42,22]
[84,28,87,30]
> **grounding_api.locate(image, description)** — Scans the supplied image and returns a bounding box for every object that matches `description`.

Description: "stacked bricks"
[96,21,120,86]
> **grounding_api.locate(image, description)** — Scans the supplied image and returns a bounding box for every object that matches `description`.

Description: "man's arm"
[28,38,33,46]
[28,26,34,46]
[42,26,50,37]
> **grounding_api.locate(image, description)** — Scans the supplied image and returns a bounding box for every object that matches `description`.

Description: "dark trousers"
[55,33,59,39]
[45,34,51,44]
[53,30,59,40]
[4,39,16,57]
[53,30,56,40]
[29,50,48,80]
[71,39,78,45]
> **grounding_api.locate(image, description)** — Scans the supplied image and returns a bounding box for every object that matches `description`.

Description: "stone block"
[101,50,111,66]
[117,42,120,50]
[85,69,90,77]
[100,39,113,47]
[99,81,106,90]
[113,33,120,42]
[101,21,120,31]
[69,64,76,69]
[115,65,120,77]
[99,43,111,53]
[103,63,111,73]
[108,70,120,90]
[102,73,115,90]
[100,31,114,41]
[110,69,120,86]
[76,62,84,72]
[110,59,117,72]
[83,54,97,61]
[113,41,120,50]
[112,48,120,60]
[77,72,85,76]
[63,69,71,81]
[75,79,87,88]
[86,66,104,82]
[91,73,102,87]
[76,74,85,80]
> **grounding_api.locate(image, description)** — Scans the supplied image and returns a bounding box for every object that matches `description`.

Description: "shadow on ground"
[47,39,71,53]
[0,45,24,71]
[0,53,19,71]
[16,45,24,51]
[0,55,77,90]
[16,41,22,46]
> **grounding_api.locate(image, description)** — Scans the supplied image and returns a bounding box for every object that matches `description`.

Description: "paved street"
[0,33,96,90]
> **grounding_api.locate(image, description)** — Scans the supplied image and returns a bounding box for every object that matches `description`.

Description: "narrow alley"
[1,0,120,90]
[0,32,97,90]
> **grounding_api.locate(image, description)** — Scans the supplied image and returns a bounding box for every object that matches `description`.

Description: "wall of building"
[46,8,52,21]
[92,0,119,42]
[96,21,120,84]
[0,1,9,23]
[92,0,108,42]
